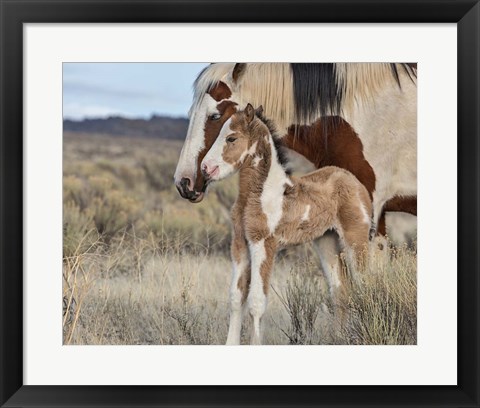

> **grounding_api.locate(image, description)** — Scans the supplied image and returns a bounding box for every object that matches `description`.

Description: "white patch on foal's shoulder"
[301,204,311,222]
[260,138,289,234]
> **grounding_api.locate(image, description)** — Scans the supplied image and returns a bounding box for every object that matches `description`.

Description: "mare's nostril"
[180,177,191,190]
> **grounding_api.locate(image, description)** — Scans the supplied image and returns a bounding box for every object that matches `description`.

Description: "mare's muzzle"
[175,177,206,203]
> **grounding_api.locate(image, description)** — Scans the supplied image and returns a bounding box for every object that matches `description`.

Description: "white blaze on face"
[174,93,219,187]
[201,118,235,180]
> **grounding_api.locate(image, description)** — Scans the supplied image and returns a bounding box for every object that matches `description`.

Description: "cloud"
[62,63,210,119]
[63,103,124,120]
[63,81,156,100]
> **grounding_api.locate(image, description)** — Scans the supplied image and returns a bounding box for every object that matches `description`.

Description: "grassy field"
[63,132,417,345]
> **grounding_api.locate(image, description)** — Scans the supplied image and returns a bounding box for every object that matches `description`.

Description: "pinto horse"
[174,63,417,296]
[202,105,372,344]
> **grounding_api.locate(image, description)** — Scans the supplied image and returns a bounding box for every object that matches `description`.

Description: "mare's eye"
[209,113,221,121]
[227,136,237,143]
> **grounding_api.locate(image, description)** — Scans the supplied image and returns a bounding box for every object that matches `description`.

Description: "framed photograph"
[1,0,479,407]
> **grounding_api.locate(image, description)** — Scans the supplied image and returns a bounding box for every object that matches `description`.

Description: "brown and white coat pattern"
[202,105,372,345]
[174,63,417,304]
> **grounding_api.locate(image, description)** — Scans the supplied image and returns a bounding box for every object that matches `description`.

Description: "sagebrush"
[63,133,416,345]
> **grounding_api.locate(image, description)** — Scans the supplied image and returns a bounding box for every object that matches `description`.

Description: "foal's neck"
[238,132,290,203]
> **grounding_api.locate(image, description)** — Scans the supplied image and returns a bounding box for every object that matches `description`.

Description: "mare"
[174,63,417,299]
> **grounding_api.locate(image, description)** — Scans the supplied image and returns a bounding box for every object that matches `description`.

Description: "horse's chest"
[260,182,289,234]
[261,199,283,231]
[243,191,286,241]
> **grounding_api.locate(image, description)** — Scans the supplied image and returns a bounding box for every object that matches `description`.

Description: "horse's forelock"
[191,63,236,112]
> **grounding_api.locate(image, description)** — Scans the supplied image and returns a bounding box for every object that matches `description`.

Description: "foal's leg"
[341,223,371,275]
[333,202,370,331]
[311,231,352,334]
[247,237,276,345]
[226,231,250,345]
[370,194,387,238]
[311,231,343,302]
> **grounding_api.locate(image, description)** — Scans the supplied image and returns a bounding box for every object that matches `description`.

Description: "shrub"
[63,175,93,211]
[275,260,328,345]
[343,245,417,345]
[92,190,142,241]
[141,158,178,191]
[63,201,99,258]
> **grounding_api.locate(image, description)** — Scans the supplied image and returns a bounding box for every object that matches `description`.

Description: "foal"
[201,104,372,345]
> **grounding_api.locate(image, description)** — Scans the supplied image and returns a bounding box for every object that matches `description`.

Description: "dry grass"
[342,245,417,345]
[63,133,417,345]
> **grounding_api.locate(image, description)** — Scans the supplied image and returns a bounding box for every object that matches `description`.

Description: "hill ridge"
[63,115,189,140]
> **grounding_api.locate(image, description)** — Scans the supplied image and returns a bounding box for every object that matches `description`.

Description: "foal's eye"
[209,113,221,121]
[227,136,237,143]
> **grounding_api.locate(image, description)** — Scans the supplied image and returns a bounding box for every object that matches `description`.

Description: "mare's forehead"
[190,81,235,117]
[207,81,232,101]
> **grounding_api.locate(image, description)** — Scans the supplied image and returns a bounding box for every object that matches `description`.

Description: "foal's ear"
[245,103,255,124]
[255,105,264,117]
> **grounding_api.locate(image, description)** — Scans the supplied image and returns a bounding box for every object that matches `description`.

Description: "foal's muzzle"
[201,163,219,181]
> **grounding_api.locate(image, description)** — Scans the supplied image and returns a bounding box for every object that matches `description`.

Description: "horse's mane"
[192,63,417,127]
[253,112,291,174]
[191,63,294,127]
[310,63,417,123]
[235,63,295,131]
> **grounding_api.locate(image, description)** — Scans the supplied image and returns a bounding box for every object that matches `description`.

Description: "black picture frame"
[1,1,479,407]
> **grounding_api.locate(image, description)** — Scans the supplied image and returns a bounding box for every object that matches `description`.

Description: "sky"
[63,63,209,120]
